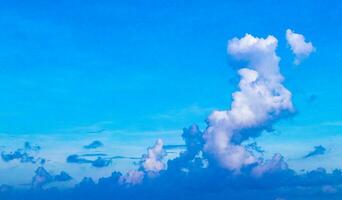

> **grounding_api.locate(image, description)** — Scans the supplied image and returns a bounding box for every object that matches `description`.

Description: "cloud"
[252,154,288,177]
[286,29,315,65]
[1,31,339,200]
[8,141,342,199]
[92,157,112,168]
[141,139,167,173]
[182,124,204,158]
[120,139,167,185]
[1,142,45,164]
[66,154,112,168]
[203,33,293,171]
[31,167,72,188]
[1,150,36,163]
[119,170,144,185]
[67,154,93,164]
[31,167,53,188]
[303,145,326,159]
[111,156,140,160]
[54,171,72,182]
[245,142,264,154]
[83,140,103,149]
[81,153,108,157]
[67,153,139,168]
[2,125,342,199]
[24,142,41,152]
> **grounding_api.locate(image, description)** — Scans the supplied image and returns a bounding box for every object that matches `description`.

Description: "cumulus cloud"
[119,170,144,185]
[2,124,342,199]
[286,29,315,65]
[141,139,167,173]
[120,139,167,185]
[252,154,288,177]
[83,140,103,149]
[303,145,326,159]
[54,171,72,182]
[204,33,293,171]
[9,139,342,199]
[1,31,336,200]
[31,167,72,188]
[182,124,204,158]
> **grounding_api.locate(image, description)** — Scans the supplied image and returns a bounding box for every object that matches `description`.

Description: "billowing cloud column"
[142,139,167,173]
[204,34,294,171]
[120,139,166,185]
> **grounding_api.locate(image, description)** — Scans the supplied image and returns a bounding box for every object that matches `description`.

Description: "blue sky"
[0,0,341,134]
[0,1,342,198]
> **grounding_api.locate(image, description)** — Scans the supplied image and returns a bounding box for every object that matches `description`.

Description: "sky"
[0,0,342,199]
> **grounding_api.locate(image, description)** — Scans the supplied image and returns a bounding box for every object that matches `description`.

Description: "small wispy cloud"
[66,154,111,168]
[303,145,326,159]
[83,140,103,149]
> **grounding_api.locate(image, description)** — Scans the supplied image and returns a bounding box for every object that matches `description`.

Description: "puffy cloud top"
[120,139,167,185]
[31,167,72,188]
[204,33,293,171]
[286,29,315,65]
[142,139,167,173]
[0,30,326,200]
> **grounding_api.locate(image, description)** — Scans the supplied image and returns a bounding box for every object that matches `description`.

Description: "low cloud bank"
[1,127,341,199]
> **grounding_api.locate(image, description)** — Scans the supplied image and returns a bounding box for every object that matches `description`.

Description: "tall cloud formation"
[204,34,293,171]
[286,29,315,65]
[1,31,339,200]
[120,139,167,185]
[141,139,167,173]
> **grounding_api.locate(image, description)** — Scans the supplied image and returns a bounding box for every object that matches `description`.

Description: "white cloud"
[119,170,144,185]
[119,139,166,185]
[252,154,288,177]
[203,33,294,171]
[142,139,167,173]
[286,29,315,65]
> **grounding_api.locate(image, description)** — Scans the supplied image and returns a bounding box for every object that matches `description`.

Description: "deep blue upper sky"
[0,0,341,135]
